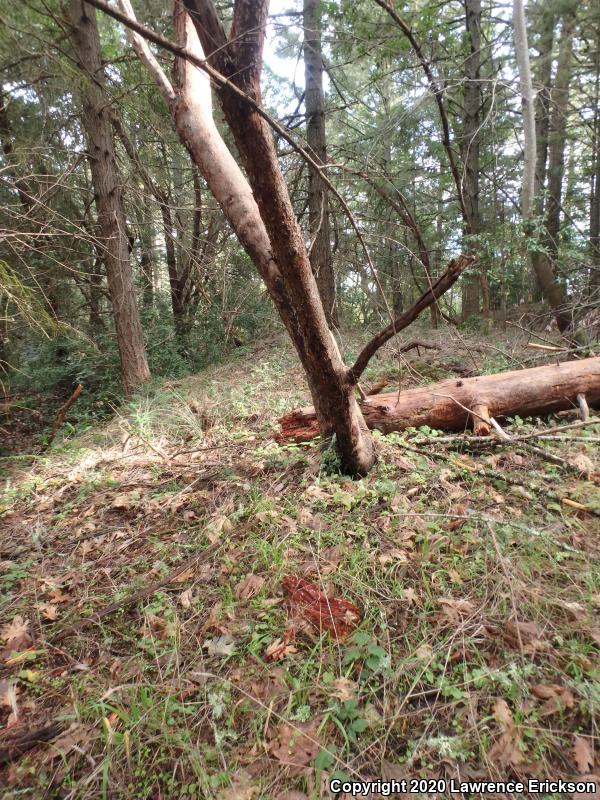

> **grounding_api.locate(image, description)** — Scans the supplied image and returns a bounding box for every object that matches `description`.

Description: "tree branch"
[349,254,474,382]
[372,0,468,223]
[85,0,394,331]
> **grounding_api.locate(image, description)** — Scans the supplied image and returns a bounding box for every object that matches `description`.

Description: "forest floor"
[1,324,600,799]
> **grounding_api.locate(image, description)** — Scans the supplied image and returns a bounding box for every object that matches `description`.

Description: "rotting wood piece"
[0,723,65,766]
[278,356,600,441]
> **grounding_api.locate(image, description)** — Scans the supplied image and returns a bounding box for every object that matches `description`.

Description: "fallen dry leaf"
[402,587,418,605]
[268,720,321,774]
[37,604,58,621]
[47,588,70,604]
[494,698,514,728]
[111,492,140,510]
[504,620,547,655]
[318,544,343,575]
[378,548,409,566]
[531,683,560,700]
[235,574,265,601]
[206,515,233,543]
[531,684,575,716]
[179,588,193,609]
[488,698,525,769]
[204,634,235,657]
[331,677,358,702]
[0,616,31,653]
[438,597,475,623]
[574,736,595,774]
[173,565,196,583]
[265,628,297,661]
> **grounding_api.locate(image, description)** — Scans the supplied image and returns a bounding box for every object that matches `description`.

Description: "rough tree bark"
[303,0,337,327]
[544,9,576,259]
[591,18,600,293]
[69,1,150,395]
[279,357,600,440]
[181,0,374,474]
[461,0,483,321]
[532,3,554,217]
[103,0,467,474]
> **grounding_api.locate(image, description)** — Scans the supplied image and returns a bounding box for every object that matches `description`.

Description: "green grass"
[1,330,599,797]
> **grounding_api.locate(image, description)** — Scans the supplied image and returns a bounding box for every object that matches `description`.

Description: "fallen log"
[278,356,600,441]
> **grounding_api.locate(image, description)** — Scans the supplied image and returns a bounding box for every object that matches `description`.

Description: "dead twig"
[410,417,600,446]
[0,723,65,766]
[49,542,219,644]
[42,384,83,451]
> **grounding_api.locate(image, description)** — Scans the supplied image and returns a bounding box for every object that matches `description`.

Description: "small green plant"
[343,631,391,677]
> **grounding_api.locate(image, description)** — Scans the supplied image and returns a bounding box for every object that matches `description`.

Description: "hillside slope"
[1,331,600,798]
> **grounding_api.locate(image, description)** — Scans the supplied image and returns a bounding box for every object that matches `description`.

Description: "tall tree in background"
[303,0,336,327]
[544,7,576,262]
[461,0,483,321]
[513,0,570,331]
[591,10,600,293]
[69,0,151,394]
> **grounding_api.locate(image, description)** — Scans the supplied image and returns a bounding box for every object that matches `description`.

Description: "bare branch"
[116,0,176,109]
[350,254,475,382]
[372,0,468,223]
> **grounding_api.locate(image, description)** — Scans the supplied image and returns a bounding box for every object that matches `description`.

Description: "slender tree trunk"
[160,200,188,347]
[461,0,482,321]
[545,10,575,257]
[513,0,570,331]
[533,4,554,212]
[591,22,600,293]
[303,0,336,327]
[529,3,554,300]
[137,197,155,309]
[69,1,150,395]
[88,257,104,331]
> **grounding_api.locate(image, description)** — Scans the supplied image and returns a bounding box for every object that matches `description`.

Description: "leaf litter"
[1,333,599,796]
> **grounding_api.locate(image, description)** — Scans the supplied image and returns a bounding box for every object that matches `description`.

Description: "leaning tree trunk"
[119,0,374,474]
[183,0,374,474]
[69,1,150,395]
[461,0,483,321]
[303,0,337,327]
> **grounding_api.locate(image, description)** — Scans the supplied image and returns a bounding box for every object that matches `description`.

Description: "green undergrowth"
[1,330,599,798]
